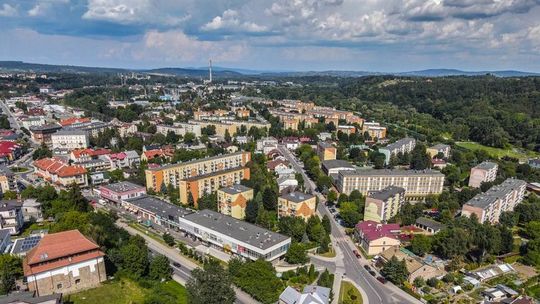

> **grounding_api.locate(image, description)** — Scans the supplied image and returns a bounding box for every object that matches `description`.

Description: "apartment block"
[188,120,270,137]
[217,184,254,219]
[469,161,498,188]
[427,144,451,159]
[317,141,337,161]
[361,122,387,140]
[179,166,250,207]
[156,123,202,137]
[364,186,405,223]
[51,129,89,150]
[462,178,526,224]
[278,192,317,221]
[336,169,444,201]
[379,137,416,164]
[145,151,251,193]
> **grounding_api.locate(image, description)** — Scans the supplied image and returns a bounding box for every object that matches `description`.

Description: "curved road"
[277,145,422,304]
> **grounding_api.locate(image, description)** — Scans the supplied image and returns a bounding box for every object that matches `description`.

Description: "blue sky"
[1,0,540,72]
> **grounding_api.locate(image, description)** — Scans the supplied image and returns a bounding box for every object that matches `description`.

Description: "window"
[75,279,81,284]
[57,283,63,289]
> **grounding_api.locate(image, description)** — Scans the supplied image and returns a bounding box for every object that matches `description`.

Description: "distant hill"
[0,61,538,78]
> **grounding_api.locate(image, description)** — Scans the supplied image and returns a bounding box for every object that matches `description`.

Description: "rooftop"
[474,161,498,171]
[430,143,450,150]
[368,186,405,201]
[280,191,315,203]
[125,195,193,219]
[147,151,248,171]
[356,220,401,242]
[339,169,444,177]
[384,137,415,151]
[183,209,290,250]
[51,129,88,136]
[321,159,354,170]
[415,217,445,231]
[219,184,252,195]
[0,291,62,304]
[10,235,42,255]
[101,181,145,193]
[183,166,247,181]
[465,178,527,209]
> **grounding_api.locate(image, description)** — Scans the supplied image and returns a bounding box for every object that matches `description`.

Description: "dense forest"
[252,76,540,151]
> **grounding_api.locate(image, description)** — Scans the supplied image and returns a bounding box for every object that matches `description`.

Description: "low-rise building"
[279,285,330,304]
[33,158,88,187]
[462,178,527,224]
[278,192,316,221]
[317,142,336,161]
[217,184,254,220]
[10,231,47,257]
[427,144,451,159]
[22,199,43,222]
[379,138,416,164]
[0,141,22,162]
[0,291,62,303]
[0,200,24,234]
[363,186,405,223]
[0,228,11,253]
[380,247,445,283]
[321,159,355,178]
[99,181,146,205]
[23,230,106,296]
[414,217,445,234]
[355,221,400,255]
[29,124,62,145]
[106,150,140,169]
[51,130,89,151]
[0,166,16,195]
[469,161,498,188]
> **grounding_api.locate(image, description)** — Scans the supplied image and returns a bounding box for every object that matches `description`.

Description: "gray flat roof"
[368,186,405,201]
[415,217,445,231]
[125,195,193,219]
[102,181,145,193]
[384,137,415,151]
[52,129,88,136]
[219,184,252,195]
[465,178,526,209]
[0,229,10,241]
[0,165,13,176]
[183,209,290,250]
[148,151,247,171]
[474,161,498,170]
[339,169,444,177]
[183,166,247,181]
[322,159,354,170]
[430,143,450,150]
[318,141,334,148]
[0,200,22,212]
[280,191,315,203]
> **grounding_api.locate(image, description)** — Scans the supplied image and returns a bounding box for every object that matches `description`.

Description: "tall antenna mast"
[209,59,213,83]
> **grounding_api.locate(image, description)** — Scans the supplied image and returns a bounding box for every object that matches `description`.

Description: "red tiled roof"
[23,230,104,276]
[72,148,111,159]
[0,141,20,154]
[108,152,126,160]
[34,158,87,177]
[59,117,90,127]
[267,159,289,170]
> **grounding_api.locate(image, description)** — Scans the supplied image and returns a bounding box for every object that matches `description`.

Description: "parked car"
[369,270,377,277]
[172,262,181,268]
[353,250,361,258]
[363,265,371,271]
[377,276,387,284]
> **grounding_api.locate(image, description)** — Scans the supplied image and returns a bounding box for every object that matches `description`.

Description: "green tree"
[262,187,277,211]
[381,256,409,286]
[410,143,431,170]
[163,233,175,246]
[32,143,52,160]
[285,243,308,264]
[149,255,172,281]
[339,201,362,228]
[322,215,332,234]
[245,199,259,223]
[1,191,17,200]
[0,255,22,294]
[120,236,149,279]
[187,260,235,304]
[278,216,306,242]
[410,234,432,256]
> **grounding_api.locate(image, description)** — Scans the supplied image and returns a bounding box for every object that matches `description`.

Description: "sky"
[1,0,540,72]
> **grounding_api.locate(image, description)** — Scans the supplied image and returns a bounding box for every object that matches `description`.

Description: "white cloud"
[28,0,69,17]
[202,9,267,33]
[0,4,17,17]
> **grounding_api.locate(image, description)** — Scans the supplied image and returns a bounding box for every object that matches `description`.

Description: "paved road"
[117,220,259,304]
[277,145,422,304]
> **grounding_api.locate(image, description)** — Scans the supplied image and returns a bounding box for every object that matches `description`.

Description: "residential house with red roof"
[33,158,88,187]
[23,230,106,296]
[355,220,401,255]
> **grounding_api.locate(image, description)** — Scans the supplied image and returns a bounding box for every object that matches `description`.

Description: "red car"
[353,250,361,258]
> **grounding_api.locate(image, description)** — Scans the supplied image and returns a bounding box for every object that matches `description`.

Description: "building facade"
[33,158,88,187]
[379,137,416,165]
[317,142,337,161]
[99,181,147,205]
[51,130,89,150]
[469,161,498,188]
[336,169,445,200]
[0,200,24,234]
[355,221,401,255]
[462,178,527,224]
[363,186,405,223]
[278,192,317,221]
[217,184,254,220]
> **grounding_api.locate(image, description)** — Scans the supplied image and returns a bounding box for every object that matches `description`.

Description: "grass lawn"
[339,281,363,304]
[11,167,29,172]
[319,247,336,258]
[67,278,187,304]
[455,142,538,160]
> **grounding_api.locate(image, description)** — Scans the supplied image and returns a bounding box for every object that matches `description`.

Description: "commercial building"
[122,196,291,261]
[29,124,62,145]
[33,158,88,187]
[427,144,451,159]
[462,178,527,224]
[0,200,24,234]
[99,181,146,205]
[355,221,401,255]
[217,184,254,220]
[379,138,416,164]
[317,141,336,161]
[51,130,89,150]
[23,230,106,296]
[179,166,250,207]
[364,186,405,223]
[0,141,22,162]
[469,161,498,188]
[336,169,445,200]
[278,192,317,221]
[145,151,251,193]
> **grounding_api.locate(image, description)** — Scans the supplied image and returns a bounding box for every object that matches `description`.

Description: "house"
[23,230,106,296]
[33,158,88,188]
[277,175,299,193]
[427,144,451,159]
[141,148,174,162]
[469,161,498,188]
[364,186,405,223]
[279,285,330,304]
[256,137,279,154]
[22,199,43,222]
[217,184,254,220]
[0,141,22,162]
[278,192,316,221]
[106,150,140,169]
[379,247,446,283]
[317,142,336,161]
[267,159,290,172]
[99,181,146,205]
[0,291,62,304]
[0,229,11,253]
[88,172,110,185]
[354,221,401,255]
[0,166,16,195]
[0,200,24,234]
[482,285,519,302]
[70,148,111,163]
[431,158,447,169]
[415,217,445,234]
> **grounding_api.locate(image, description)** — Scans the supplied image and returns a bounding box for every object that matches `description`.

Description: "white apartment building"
[51,130,89,150]
[379,137,416,164]
[469,161,498,188]
[156,123,202,137]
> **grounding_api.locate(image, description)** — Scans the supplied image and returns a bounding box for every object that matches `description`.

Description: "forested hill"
[255,76,540,152]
